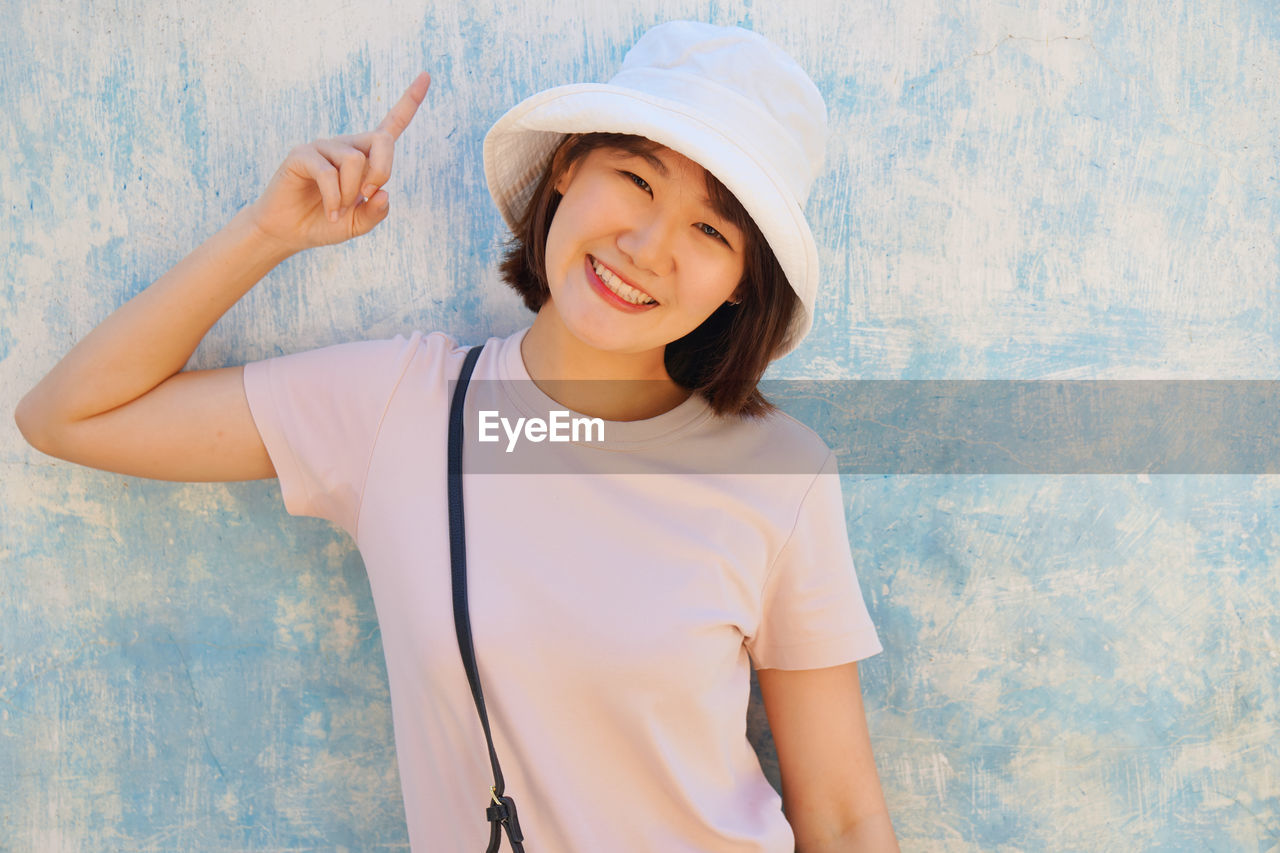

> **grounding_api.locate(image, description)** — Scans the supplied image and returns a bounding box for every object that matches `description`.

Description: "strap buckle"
[485,790,524,844]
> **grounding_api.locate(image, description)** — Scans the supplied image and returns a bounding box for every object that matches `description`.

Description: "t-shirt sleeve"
[241,334,421,539]
[747,451,884,670]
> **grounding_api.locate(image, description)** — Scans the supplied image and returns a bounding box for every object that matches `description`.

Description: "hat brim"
[483,83,816,358]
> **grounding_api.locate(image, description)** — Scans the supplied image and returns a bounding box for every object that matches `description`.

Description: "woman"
[16,21,898,852]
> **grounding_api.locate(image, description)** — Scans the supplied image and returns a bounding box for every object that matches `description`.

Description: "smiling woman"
[500,132,799,418]
[538,144,746,374]
[15,19,897,853]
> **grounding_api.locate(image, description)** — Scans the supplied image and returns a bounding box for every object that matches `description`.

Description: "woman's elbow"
[793,809,900,853]
[14,388,66,457]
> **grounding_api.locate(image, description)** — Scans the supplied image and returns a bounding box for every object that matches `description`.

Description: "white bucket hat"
[483,20,828,358]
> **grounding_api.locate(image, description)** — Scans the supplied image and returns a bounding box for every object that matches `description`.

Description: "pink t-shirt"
[242,326,882,852]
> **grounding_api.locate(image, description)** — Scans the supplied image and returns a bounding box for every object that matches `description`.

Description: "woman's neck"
[519,308,693,421]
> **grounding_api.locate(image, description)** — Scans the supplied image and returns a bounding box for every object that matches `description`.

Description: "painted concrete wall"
[4,0,1278,849]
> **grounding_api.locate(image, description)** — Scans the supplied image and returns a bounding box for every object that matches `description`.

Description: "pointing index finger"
[376,72,431,141]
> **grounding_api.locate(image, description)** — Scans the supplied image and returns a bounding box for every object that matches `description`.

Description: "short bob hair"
[498,132,799,419]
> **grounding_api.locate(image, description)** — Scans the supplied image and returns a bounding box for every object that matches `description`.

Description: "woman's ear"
[553,159,583,195]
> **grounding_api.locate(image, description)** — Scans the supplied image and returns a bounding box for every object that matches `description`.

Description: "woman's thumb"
[353,189,391,235]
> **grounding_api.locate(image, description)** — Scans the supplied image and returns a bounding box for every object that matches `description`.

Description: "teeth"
[592,259,656,305]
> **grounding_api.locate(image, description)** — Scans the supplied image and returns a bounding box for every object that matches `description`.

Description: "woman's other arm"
[757,662,900,852]
[14,73,431,482]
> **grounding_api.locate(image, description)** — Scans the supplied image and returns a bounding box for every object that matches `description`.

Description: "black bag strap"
[448,342,526,853]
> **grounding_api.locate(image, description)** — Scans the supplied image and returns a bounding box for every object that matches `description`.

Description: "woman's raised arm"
[14,73,430,482]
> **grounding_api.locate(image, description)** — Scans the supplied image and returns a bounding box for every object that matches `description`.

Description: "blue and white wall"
[4,1,1278,849]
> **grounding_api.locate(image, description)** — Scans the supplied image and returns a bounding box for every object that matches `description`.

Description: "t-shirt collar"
[495,326,714,449]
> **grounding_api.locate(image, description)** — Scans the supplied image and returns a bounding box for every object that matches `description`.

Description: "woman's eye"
[697,222,728,243]
[621,171,652,194]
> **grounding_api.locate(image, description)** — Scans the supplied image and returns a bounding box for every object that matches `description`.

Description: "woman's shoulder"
[248,328,486,391]
[346,328,464,355]
[696,404,835,477]
[299,327,483,364]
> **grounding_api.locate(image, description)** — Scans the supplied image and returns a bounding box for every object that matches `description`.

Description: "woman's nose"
[616,213,676,277]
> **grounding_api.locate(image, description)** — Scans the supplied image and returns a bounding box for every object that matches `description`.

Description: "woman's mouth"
[586,256,658,310]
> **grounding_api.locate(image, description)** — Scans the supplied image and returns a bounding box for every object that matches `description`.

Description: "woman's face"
[542,144,746,359]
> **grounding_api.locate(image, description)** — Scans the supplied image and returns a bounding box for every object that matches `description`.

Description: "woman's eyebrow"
[643,152,670,176]
[621,149,669,177]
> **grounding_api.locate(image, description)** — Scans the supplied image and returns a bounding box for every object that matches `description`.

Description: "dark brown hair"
[498,132,799,419]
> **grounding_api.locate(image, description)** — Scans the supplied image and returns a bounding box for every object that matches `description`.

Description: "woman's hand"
[248,72,431,253]
[16,72,433,480]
